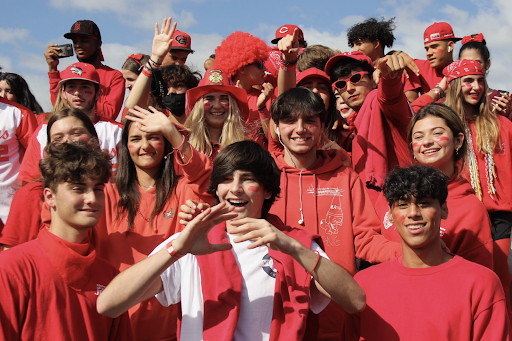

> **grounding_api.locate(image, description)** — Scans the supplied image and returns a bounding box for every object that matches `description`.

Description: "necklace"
[138,181,155,190]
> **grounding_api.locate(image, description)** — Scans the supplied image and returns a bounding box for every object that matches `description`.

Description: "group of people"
[0,14,511,341]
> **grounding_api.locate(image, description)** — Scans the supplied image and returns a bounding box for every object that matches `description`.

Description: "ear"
[275,124,280,137]
[455,132,464,150]
[44,188,57,210]
[95,87,103,101]
[264,190,272,200]
[447,41,455,53]
[441,202,448,220]
[387,209,394,224]
[486,59,491,71]
[372,40,381,51]
[238,65,248,75]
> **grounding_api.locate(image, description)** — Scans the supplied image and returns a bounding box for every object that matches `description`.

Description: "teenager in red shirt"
[373,103,494,268]
[44,20,125,121]
[345,166,511,341]
[97,140,366,341]
[0,140,133,341]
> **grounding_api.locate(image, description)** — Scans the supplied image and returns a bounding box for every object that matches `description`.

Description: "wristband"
[280,55,298,66]
[141,65,152,78]
[432,86,445,100]
[280,63,297,72]
[166,240,185,260]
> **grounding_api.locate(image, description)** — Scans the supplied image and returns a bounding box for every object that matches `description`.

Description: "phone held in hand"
[56,44,74,58]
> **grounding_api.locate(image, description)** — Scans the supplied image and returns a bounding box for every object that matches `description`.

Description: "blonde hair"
[444,77,500,153]
[184,96,246,157]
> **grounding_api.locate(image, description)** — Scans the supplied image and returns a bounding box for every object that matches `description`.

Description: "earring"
[455,147,459,154]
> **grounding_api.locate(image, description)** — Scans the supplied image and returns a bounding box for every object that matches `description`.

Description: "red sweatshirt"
[373,175,494,269]
[403,59,444,95]
[351,77,413,203]
[269,149,401,341]
[48,65,125,121]
[0,228,133,340]
[345,255,511,341]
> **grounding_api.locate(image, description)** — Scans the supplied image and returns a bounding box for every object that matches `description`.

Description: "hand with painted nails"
[277,27,300,63]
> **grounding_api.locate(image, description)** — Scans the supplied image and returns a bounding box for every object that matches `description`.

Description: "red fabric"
[410,92,436,113]
[94,179,201,341]
[403,59,444,95]
[196,216,317,341]
[345,256,511,341]
[373,175,494,269]
[0,182,44,248]
[269,149,402,341]
[351,77,413,202]
[462,33,485,45]
[462,116,512,212]
[264,46,305,82]
[48,65,125,121]
[444,59,484,83]
[245,87,275,149]
[0,228,133,340]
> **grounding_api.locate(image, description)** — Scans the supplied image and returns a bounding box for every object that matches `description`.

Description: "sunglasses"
[332,71,369,91]
[251,61,265,69]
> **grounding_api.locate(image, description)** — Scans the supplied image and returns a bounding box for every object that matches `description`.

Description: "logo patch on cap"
[70,66,83,76]
[208,70,223,84]
[279,26,290,34]
[175,35,187,46]
[430,32,440,40]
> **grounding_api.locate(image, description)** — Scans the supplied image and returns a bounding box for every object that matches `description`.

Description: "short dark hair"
[458,34,490,72]
[297,45,336,72]
[347,17,396,51]
[40,140,111,192]
[270,87,327,124]
[383,166,449,207]
[208,140,280,217]
[328,59,374,83]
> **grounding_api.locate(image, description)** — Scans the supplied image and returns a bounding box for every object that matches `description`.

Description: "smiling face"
[424,40,453,69]
[49,116,93,144]
[71,34,99,60]
[460,74,485,106]
[61,80,99,115]
[127,123,165,175]
[390,196,448,252]
[203,92,230,130]
[0,80,17,102]
[336,67,374,111]
[299,77,331,110]
[216,169,271,221]
[45,178,105,230]
[411,115,463,176]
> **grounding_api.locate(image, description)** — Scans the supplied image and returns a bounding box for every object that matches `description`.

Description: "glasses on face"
[0,72,20,81]
[251,61,265,69]
[332,71,369,91]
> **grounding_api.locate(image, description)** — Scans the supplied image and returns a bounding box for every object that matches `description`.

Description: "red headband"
[127,54,144,66]
[461,33,484,46]
[443,59,484,83]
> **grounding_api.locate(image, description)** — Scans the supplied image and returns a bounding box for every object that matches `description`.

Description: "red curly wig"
[215,31,270,78]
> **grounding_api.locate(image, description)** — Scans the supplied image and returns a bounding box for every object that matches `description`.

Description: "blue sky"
[2,0,511,112]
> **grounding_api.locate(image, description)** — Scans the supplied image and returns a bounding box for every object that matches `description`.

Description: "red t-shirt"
[403,59,444,95]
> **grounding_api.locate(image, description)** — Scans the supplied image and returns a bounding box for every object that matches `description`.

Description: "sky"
[2,0,512,113]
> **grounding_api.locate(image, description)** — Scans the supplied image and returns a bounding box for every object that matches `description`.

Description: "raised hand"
[178,199,211,226]
[278,27,300,63]
[152,17,177,63]
[44,44,61,72]
[373,54,406,85]
[256,82,274,109]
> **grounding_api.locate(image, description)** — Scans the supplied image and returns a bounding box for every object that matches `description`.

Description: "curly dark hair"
[40,140,111,192]
[208,140,281,217]
[383,165,449,207]
[347,17,396,51]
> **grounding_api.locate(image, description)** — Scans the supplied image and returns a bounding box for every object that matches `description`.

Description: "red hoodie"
[374,175,494,269]
[269,149,401,341]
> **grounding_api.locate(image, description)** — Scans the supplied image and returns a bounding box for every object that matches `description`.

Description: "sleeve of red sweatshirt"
[410,93,435,113]
[351,174,402,263]
[175,146,214,203]
[48,71,61,106]
[378,76,413,133]
[96,67,125,121]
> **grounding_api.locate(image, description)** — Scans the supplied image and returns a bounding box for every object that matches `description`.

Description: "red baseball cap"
[296,68,330,86]
[171,30,194,53]
[324,51,375,78]
[185,66,248,117]
[443,59,484,83]
[424,22,462,44]
[58,62,100,85]
[271,24,305,44]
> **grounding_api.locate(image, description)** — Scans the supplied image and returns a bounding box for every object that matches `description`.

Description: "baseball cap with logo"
[64,20,102,40]
[423,22,462,44]
[58,62,100,86]
[271,24,305,44]
[170,30,194,53]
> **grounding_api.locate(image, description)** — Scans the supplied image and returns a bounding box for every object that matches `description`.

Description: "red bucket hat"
[58,62,100,86]
[324,51,375,78]
[443,59,484,83]
[271,24,305,44]
[296,68,330,86]
[170,30,194,53]
[423,22,461,44]
[185,67,249,117]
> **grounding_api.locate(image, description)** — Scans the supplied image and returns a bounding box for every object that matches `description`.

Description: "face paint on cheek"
[432,49,444,55]
[203,102,212,109]
[435,136,450,142]
[83,90,94,95]
[412,142,421,149]
[248,185,262,193]
[128,144,136,149]
[78,136,90,142]
[461,83,473,88]
[152,142,163,146]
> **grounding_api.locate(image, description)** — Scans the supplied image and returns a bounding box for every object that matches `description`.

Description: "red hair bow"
[126,54,144,65]
[462,33,484,46]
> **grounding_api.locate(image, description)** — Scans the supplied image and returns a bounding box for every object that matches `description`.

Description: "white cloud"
[339,15,367,28]
[0,27,30,44]
[0,55,13,71]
